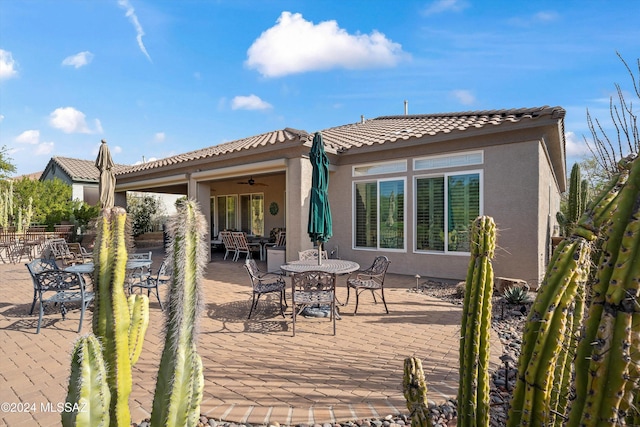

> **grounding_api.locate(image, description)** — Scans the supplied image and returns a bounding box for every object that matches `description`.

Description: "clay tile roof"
[120,128,309,175]
[48,156,130,182]
[320,106,565,152]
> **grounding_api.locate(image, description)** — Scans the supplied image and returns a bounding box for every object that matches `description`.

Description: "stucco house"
[115,106,567,287]
[40,156,130,206]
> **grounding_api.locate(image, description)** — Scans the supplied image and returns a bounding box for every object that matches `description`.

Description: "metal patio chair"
[291,270,336,336]
[345,255,391,314]
[32,269,94,333]
[130,260,171,309]
[244,258,287,319]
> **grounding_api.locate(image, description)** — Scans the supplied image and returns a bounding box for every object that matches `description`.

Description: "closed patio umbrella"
[307,132,332,265]
[96,139,116,209]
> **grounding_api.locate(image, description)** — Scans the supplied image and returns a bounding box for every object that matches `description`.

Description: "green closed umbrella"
[96,139,116,209]
[307,132,332,265]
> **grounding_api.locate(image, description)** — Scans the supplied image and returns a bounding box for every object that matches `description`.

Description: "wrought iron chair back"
[130,260,171,309]
[291,270,336,336]
[298,249,328,261]
[33,269,94,333]
[25,258,59,315]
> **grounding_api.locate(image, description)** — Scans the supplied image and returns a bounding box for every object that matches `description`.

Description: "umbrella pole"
[318,241,322,265]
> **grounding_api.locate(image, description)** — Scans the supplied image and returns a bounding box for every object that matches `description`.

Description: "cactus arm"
[92,207,133,427]
[458,216,494,427]
[128,294,149,366]
[186,350,204,427]
[62,335,110,427]
[151,200,207,427]
[568,155,640,427]
[403,357,433,427]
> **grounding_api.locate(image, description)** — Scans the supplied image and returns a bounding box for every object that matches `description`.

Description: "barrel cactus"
[403,357,432,427]
[150,199,207,427]
[508,153,640,425]
[458,215,495,427]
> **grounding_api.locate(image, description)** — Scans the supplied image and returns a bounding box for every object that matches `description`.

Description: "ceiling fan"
[237,176,268,186]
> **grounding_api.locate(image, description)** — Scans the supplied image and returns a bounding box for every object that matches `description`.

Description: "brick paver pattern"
[0,250,501,426]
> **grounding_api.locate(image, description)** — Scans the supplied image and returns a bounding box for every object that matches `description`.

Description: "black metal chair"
[345,256,391,314]
[32,269,94,333]
[244,259,287,319]
[129,260,171,309]
[291,270,336,336]
[25,258,60,315]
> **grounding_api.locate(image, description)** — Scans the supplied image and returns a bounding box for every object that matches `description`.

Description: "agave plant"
[502,286,531,305]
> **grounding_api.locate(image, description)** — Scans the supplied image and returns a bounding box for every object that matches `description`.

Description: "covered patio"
[0,249,502,426]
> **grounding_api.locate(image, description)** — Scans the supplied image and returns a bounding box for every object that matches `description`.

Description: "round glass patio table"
[280,259,359,275]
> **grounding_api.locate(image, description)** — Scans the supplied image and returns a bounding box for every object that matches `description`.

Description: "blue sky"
[1,0,638,176]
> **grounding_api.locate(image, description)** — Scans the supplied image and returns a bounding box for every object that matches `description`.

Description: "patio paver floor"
[0,248,501,426]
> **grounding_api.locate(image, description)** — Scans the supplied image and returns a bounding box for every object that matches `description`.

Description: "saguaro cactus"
[508,153,640,425]
[63,207,149,427]
[150,199,207,427]
[403,357,432,427]
[457,215,495,427]
[62,335,111,427]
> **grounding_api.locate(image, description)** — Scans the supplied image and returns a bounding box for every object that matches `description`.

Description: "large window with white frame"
[354,178,405,250]
[415,171,482,254]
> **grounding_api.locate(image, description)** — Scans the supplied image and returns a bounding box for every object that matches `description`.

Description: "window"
[216,195,237,232]
[414,151,483,171]
[216,193,265,236]
[354,179,405,250]
[240,193,264,236]
[415,172,481,253]
[353,160,407,177]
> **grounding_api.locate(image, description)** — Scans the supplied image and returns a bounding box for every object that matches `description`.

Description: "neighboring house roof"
[41,156,130,183]
[13,171,43,180]
[117,106,565,177]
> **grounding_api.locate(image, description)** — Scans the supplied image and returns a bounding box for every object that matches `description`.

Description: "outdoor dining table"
[65,259,153,275]
[279,259,360,275]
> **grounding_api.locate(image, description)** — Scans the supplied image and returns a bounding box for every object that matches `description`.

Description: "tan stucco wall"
[326,139,560,286]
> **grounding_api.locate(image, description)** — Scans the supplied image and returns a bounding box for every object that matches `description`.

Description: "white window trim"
[413,169,483,256]
[352,159,407,177]
[413,150,484,171]
[352,177,407,252]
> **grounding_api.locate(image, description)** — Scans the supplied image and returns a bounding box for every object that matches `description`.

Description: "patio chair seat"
[291,270,336,336]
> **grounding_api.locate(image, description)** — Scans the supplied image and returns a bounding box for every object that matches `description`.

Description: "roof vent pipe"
[404,100,408,115]
[360,115,365,124]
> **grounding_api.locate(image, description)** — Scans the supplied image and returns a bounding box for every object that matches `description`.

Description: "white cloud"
[246,12,406,78]
[154,132,166,142]
[422,0,470,16]
[0,114,4,122]
[16,130,40,145]
[112,145,123,154]
[62,51,94,68]
[35,142,54,155]
[231,94,272,111]
[508,10,559,27]
[49,107,94,134]
[118,0,152,62]
[0,49,18,80]
[565,131,590,157]
[451,89,476,105]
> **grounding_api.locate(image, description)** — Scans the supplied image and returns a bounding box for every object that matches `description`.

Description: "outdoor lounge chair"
[244,259,287,319]
[32,269,94,333]
[232,232,260,262]
[219,231,237,260]
[345,256,391,314]
[291,270,336,336]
